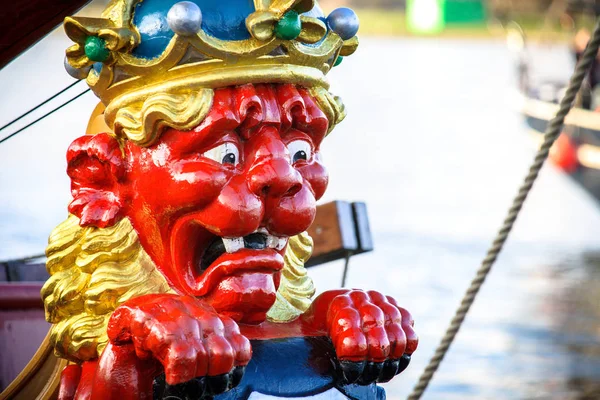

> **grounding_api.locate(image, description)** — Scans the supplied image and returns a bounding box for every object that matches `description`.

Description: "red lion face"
[66,84,329,324]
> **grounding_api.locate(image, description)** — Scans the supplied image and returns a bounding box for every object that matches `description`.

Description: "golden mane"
[42,215,315,362]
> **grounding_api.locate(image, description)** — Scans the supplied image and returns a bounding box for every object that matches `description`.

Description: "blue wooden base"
[154,337,386,399]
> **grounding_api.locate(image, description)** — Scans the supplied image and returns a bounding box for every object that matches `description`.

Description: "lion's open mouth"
[199,229,288,272]
[170,217,289,297]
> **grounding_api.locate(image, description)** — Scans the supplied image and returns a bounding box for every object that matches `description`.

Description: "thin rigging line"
[0,87,91,145]
[0,79,82,133]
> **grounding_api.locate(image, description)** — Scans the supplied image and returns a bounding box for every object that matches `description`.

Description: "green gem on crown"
[84,36,110,62]
[275,10,302,40]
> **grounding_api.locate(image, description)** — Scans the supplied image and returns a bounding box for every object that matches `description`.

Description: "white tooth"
[266,234,278,249]
[223,237,244,253]
[275,237,288,251]
[257,227,269,234]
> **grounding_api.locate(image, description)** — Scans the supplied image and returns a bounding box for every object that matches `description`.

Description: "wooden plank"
[306,201,360,267]
[0,0,91,69]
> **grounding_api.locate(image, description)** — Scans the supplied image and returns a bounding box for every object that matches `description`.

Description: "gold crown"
[64,0,358,139]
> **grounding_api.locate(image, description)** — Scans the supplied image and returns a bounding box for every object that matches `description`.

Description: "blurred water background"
[2,1,600,399]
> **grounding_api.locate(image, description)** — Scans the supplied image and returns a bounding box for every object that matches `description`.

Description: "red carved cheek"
[165,159,232,209]
[124,158,231,219]
[297,156,329,201]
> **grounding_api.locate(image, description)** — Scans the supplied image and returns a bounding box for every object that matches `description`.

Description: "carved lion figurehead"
[42,83,343,362]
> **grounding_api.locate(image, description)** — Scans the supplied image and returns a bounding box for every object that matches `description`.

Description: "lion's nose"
[248,158,303,198]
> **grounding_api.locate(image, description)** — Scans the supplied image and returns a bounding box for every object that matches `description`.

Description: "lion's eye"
[202,143,240,166]
[287,140,312,164]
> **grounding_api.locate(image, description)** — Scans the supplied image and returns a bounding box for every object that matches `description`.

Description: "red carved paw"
[318,290,418,384]
[107,294,252,388]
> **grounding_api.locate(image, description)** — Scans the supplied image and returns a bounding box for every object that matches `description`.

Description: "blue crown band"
[130,0,326,59]
[132,0,255,59]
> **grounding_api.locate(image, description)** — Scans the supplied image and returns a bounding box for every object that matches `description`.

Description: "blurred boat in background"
[522,91,600,200]
[512,18,600,202]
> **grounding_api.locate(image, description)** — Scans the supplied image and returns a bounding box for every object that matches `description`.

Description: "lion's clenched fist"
[107,294,252,386]
[302,289,418,385]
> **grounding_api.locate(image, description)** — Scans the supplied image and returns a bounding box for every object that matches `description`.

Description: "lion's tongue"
[192,248,284,297]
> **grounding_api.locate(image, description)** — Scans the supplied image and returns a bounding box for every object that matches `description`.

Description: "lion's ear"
[66,133,125,228]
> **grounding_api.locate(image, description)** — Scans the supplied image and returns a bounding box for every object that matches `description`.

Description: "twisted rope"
[407,17,600,400]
